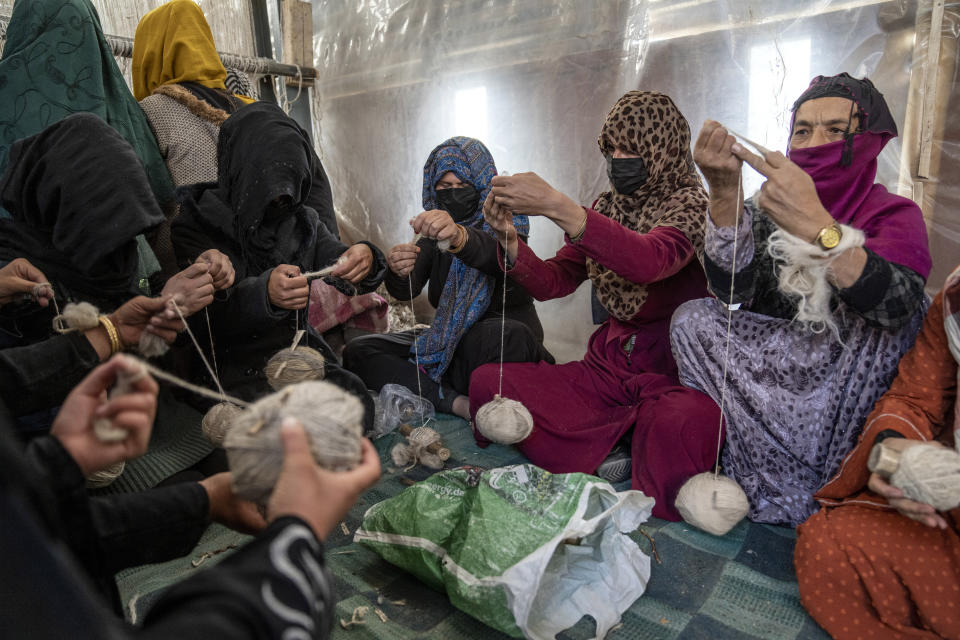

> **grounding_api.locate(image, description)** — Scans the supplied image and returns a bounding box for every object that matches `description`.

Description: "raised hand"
[387,243,420,278]
[268,264,309,309]
[0,258,52,308]
[51,355,158,476]
[267,419,381,541]
[197,249,236,290]
[161,262,215,317]
[332,244,374,284]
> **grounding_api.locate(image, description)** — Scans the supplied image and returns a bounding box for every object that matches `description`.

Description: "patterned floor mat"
[116,414,829,639]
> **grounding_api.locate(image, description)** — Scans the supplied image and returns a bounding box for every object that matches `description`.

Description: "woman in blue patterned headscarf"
[343,136,553,418]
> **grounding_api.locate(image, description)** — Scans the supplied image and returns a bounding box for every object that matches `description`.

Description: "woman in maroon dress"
[472,91,720,520]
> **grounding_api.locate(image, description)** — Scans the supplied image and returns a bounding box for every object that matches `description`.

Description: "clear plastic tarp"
[0,1,956,362]
[309,0,958,362]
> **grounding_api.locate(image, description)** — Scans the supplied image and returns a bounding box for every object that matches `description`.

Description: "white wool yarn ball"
[202,402,244,446]
[675,472,749,537]
[138,331,170,358]
[890,444,960,512]
[224,381,364,504]
[264,346,326,390]
[474,394,533,445]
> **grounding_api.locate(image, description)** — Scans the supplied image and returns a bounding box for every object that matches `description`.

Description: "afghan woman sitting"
[343,137,553,419]
[474,92,720,521]
[795,264,960,640]
[671,73,932,526]
[0,114,191,443]
[0,0,174,289]
[133,0,338,243]
[172,102,386,428]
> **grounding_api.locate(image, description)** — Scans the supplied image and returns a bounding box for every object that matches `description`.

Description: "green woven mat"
[117,414,829,639]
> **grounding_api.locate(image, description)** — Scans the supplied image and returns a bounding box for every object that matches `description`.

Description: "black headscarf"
[790,72,897,167]
[0,113,164,301]
[174,102,320,276]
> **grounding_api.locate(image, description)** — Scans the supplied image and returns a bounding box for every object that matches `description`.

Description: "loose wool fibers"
[202,401,245,446]
[675,472,749,536]
[391,425,450,470]
[264,346,326,390]
[474,394,533,445]
[224,381,364,504]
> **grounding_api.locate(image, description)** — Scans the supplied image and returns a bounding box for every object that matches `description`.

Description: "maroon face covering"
[786,74,932,279]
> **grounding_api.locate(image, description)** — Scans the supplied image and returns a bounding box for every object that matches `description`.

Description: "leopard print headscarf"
[586,91,708,321]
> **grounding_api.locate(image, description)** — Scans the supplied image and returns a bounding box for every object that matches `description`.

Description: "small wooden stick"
[398,423,451,460]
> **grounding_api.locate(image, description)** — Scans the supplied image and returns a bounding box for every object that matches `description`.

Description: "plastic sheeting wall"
[310,0,958,363]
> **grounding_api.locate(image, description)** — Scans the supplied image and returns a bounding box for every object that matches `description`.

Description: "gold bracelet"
[98,315,122,355]
[447,224,469,254]
[568,211,588,243]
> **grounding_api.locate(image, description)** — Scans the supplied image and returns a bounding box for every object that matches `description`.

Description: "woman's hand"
[51,355,158,476]
[483,191,518,263]
[867,439,950,529]
[387,243,420,278]
[732,144,835,242]
[268,265,310,310]
[161,262,215,317]
[196,249,236,290]
[693,120,744,227]
[0,258,52,308]
[200,472,267,535]
[332,244,374,284]
[109,295,184,351]
[411,209,460,246]
[267,419,381,541]
[489,172,584,237]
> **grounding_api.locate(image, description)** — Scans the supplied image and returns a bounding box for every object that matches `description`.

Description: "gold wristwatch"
[814,223,842,250]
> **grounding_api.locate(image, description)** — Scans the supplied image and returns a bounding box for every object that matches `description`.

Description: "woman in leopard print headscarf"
[469,91,721,522]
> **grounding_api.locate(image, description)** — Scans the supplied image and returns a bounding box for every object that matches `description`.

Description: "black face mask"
[435,185,480,222]
[606,156,648,195]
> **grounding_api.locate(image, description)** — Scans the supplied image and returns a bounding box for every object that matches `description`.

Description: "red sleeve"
[500,208,695,302]
[817,291,958,502]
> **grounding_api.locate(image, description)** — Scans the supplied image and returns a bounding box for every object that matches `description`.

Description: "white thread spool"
[869,441,960,512]
[264,345,326,390]
[202,402,244,446]
[675,472,749,536]
[224,381,364,504]
[474,394,533,445]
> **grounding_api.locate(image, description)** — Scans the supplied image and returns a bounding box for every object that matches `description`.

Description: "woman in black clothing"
[343,137,552,419]
[172,102,386,428]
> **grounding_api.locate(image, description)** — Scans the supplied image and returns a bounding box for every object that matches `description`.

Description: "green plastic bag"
[355,464,654,639]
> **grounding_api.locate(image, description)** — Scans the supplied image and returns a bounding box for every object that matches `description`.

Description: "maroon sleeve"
[500,208,695,301]
[574,209,695,284]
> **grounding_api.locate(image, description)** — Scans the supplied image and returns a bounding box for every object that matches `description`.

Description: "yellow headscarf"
[133,0,233,101]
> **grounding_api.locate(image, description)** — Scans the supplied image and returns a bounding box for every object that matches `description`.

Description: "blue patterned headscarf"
[412,136,529,383]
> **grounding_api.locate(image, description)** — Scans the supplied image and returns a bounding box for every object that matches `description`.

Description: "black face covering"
[435,184,480,222]
[606,156,648,195]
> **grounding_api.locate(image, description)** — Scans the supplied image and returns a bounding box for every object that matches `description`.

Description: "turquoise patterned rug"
[117,414,829,639]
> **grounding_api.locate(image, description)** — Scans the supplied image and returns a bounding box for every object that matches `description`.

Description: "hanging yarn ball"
[53,301,100,333]
[264,346,326,390]
[92,360,148,442]
[675,472,750,537]
[86,461,125,489]
[224,381,364,504]
[390,426,448,470]
[889,443,960,512]
[202,402,245,446]
[474,394,533,445]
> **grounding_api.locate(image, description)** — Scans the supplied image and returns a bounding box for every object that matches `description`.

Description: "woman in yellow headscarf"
[133,0,339,246]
